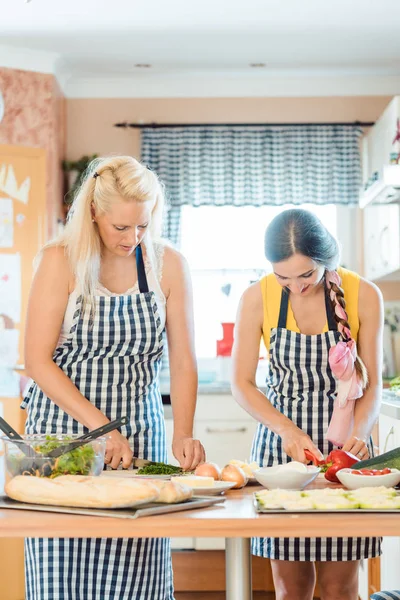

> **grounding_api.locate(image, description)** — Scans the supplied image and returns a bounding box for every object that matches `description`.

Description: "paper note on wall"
[0,198,13,248]
[0,253,21,323]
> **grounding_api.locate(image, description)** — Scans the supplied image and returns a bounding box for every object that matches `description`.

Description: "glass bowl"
[1,434,106,478]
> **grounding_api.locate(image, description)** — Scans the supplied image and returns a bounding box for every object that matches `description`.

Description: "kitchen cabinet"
[363,202,400,281]
[378,413,400,591]
[360,96,400,208]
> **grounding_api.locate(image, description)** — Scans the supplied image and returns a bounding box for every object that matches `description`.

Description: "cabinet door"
[364,204,400,280]
[379,204,400,278]
[378,414,399,454]
[364,205,380,280]
[358,560,369,600]
[194,419,258,466]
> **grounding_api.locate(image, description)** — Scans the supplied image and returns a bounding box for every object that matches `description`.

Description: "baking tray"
[0,495,224,519]
[253,498,400,514]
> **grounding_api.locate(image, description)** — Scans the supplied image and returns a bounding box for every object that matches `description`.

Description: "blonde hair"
[46,156,165,304]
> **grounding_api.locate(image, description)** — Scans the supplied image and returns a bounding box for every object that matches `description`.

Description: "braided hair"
[265,209,368,390]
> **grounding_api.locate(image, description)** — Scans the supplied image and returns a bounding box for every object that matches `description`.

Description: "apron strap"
[136,244,149,294]
[277,284,338,331]
[277,288,289,328]
[325,286,338,331]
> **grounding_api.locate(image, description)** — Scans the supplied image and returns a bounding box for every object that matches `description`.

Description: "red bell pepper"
[304,449,325,466]
[305,449,360,483]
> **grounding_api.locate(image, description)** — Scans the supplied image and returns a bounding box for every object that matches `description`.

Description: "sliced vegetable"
[305,449,359,483]
[351,468,392,476]
[304,450,324,466]
[351,446,400,472]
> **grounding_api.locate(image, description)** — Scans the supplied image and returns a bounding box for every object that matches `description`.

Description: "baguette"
[5,475,160,509]
[149,479,193,503]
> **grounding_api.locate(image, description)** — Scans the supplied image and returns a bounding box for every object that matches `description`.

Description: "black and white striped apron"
[21,244,174,599]
[251,287,381,562]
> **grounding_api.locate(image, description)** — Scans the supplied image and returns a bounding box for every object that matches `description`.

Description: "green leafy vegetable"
[137,463,184,475]
[11,436,96,478]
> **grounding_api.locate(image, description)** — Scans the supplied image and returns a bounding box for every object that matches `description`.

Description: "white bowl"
[337,468,400,490]
[254,465,320,490]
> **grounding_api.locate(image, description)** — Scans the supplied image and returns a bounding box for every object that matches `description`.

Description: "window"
[179,204,346,358]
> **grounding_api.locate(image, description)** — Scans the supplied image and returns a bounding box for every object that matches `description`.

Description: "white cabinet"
[361,96,400,205]
[358,559,369,600]
[363,202,400,281]
[378,413,400,591]
[195,420,257,466]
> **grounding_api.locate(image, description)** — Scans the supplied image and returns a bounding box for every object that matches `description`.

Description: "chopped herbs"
[137,463,184,475]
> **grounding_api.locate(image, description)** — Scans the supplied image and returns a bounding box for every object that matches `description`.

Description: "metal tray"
[0,495,224,519]
[254,498,400,514]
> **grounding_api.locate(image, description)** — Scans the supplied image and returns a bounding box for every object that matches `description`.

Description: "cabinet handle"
[383,425,395,454]
[205,427,247,434]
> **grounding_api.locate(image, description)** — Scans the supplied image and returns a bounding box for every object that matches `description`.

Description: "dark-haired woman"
[231,209,383,600]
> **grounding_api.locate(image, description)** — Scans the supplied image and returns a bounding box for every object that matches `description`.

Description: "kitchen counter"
[1,478,399,539]
[1,478,400,600]
[381,390,400,419]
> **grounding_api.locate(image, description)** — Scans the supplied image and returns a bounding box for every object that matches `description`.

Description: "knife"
[131,457,160,468]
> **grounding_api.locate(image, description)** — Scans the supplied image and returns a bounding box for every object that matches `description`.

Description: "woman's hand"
[280,426,324,464]
[104,430,133,470]
[172,435,206,471]
[341,435,369,460]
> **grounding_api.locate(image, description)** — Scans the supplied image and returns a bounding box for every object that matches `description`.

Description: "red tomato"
[354,468,392,476]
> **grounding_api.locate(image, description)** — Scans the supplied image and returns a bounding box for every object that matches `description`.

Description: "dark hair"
[265,209,368,388]
[264,209,340,270]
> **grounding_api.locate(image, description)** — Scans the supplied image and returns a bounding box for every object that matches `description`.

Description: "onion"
[221,464,248,489]
[195,462,221,480]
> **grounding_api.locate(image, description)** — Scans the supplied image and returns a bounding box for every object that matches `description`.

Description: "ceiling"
[1,0,400,97]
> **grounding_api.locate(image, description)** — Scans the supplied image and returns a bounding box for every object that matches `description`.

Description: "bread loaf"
[5,475,160,509]
[149,479,193,503]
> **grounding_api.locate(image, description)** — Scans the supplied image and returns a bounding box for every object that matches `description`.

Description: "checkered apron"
[251,287,381,561]
[21,245,174,599]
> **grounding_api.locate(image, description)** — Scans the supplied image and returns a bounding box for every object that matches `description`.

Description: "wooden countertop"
[1,477,400,539]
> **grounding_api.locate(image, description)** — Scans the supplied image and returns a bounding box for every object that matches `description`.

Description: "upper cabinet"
[363,202,400,281]
[360,96,400,209]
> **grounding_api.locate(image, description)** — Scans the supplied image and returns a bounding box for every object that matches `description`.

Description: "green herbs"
[137,463,184,475]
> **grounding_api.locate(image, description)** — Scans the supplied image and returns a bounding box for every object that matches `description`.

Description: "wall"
[66,94,400,300]
[0,67,66,238]
[66,96,393,159]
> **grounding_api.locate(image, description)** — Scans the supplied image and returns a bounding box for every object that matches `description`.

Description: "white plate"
[101,470,171,480]
[337,468,400,490]
[192,481,236,496]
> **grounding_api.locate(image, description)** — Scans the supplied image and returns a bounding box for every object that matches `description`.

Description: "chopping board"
[0,495,225,519]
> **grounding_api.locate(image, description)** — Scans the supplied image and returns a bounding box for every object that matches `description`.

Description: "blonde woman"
[22,156,205,599]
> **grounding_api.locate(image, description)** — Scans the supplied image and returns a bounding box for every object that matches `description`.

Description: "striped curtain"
[141,125,362,242]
